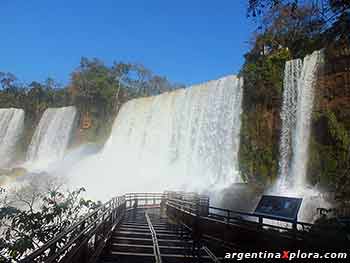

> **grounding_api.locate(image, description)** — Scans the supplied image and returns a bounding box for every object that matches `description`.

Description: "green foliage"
[240,1,349,191]
[239,108,279,186]
[0,178,99,262]
[0,58,183,148]
[242,47,291,111]
[247,0,350,39]
[70,58,118,114]
[239,47,290,185]
[67,58,183,144]
[326,110,350,150]
[309,109,350,194]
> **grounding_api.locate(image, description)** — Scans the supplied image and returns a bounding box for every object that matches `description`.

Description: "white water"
[290,50,323,189]
[26,106,77,171]
[69,75,243,200]
[0,108,25,168]
[274,51,324,222]
[277,59,303,190]
[276,51,323,192]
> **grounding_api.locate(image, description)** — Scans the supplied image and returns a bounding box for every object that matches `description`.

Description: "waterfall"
[0,108,25,168]
[291,50,323,188]
[277,59,303,190]
[277,50,323,193]
[69,75,243,200]
[26,106,77,170]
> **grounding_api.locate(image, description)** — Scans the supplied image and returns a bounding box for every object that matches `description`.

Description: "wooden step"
[119,227,175,234]
[124,222,168,227]
[119,227,150,233]
[98,207,220,263]
[101,252,155,263]
[120,224,170,231]
[114,232,153,241]
[110,243,154,254]
[112,236,153,246]
[110,251,154,257]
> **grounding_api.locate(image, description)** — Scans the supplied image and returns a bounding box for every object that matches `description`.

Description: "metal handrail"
[21,193,163,263]
[21,191,335,263]
[208,206,315,231]
[21,197,120,262]
[168,196,336,235]
[202,246,220,263]
[145,211,162,263]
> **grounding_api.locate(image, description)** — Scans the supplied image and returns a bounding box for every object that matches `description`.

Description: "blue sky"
[0,0,255,86]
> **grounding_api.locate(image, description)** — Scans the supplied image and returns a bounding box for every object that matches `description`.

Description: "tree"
[0,175,99,262]
[69,58,119,116]
[324,11,350,43]
[247,0,350,44]
[0,72,17,91]
[248,0,350,20]
[0,58,183,145]
[248,4,325,58]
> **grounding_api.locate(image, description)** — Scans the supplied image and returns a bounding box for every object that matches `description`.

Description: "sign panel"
[254,195,302,221]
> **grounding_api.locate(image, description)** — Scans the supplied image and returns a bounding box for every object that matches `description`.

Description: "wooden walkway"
[98,208,216,263]
[21,192,349,263]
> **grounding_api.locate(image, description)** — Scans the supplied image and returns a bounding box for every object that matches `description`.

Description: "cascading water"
[26,106,77,170]
[290,50,323,189]
[277,59,303,190]
[0,108,25,168]
[275,51,324,222]
[69,75,243,200]
[276,51,323,192]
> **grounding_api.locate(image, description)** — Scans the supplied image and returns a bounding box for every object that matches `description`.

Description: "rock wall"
[239,44,350,202]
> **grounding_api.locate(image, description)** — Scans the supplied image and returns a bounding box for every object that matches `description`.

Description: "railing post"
[192,194,201,258]
[196,196,200,216]
[160,193,167,217]
[199,196,209,217]
[48,242,57,259]
[292,220,297,240]
[78,220,88,263]
[258,216,263,230]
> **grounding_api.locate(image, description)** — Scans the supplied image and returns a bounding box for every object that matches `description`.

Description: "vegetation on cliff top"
[0,60,184,149]
[240,0,349,196]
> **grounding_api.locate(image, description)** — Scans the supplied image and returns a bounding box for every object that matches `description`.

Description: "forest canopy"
[0,59,184,145]
[0,59,183,114]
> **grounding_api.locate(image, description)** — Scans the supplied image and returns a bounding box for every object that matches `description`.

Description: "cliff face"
[239,43,350,200]
[309,43,350,199]
[239,48,290,186]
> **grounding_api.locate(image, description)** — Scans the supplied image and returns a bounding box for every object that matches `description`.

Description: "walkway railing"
[21,191,347,262]
[165,192,349,250]
[21,193,164,263]
[165,192,311,232]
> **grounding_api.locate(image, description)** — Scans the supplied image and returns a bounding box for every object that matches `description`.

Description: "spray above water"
[26,106,77,171]
[69,75,243,200]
